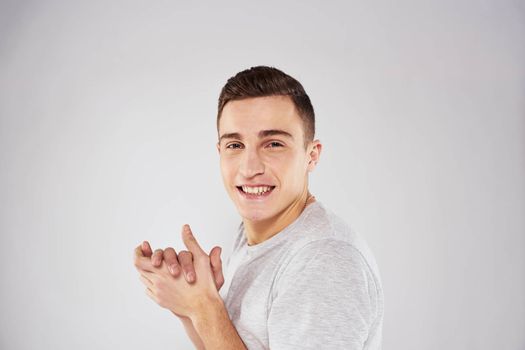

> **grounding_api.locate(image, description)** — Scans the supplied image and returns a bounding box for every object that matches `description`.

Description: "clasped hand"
[133,224,225,320]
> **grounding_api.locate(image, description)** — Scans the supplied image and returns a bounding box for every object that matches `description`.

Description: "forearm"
[177,315,206,350]
[191,296,247,350]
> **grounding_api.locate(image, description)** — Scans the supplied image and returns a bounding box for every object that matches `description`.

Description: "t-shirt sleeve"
[267,239,378,350]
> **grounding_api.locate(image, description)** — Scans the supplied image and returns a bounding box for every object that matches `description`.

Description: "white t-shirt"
[219,200,384,349]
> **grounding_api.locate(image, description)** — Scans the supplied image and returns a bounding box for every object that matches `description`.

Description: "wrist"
[190,293,226,328]
[173,312,192,324]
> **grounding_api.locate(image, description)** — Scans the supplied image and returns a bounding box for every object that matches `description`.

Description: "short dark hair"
[217,66,315,149]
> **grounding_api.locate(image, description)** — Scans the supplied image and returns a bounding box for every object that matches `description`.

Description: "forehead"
[219,95,303,137]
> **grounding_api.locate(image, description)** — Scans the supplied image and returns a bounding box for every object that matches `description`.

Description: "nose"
[239,147,265,179]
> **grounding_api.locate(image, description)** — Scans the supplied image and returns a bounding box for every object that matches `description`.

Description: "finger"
[139,274,153,288]
[145,287,159,304]
[134,244,145,258]
[181,224,205,256]
[134,244,154,271]
[133,254,155,272]
[141,241,153,257]
[209,246,224,290]
[163,247,182,277]
[151,249,164,267]
[178,250,196,283]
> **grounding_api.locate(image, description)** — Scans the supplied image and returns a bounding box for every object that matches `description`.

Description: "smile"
[236,185,276,199]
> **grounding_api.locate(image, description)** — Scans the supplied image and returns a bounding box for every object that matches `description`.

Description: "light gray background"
[1,0,524,349]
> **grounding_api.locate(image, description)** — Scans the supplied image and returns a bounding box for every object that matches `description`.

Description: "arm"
[177,314,206,350]
[267,239,379,349]
[139,240,225,349]
[135,226,244,349]
[165,245,225,350]
[190,295,247,350]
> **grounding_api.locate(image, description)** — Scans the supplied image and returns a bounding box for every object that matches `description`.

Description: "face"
[217,95,321,222]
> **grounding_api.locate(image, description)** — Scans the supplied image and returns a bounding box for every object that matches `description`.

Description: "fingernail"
[170,265,179,275]
[187,272,195,282]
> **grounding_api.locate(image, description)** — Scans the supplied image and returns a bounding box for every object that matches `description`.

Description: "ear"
[307,140,322,172]
[216,142,221,155]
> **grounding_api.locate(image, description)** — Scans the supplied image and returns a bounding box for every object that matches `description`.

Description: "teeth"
[241,185,273,195]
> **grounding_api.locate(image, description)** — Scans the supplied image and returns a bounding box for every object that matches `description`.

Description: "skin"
[133,95,322,349]
[134,225,244,349]
[217,95,321,245]
[146,240,224,288]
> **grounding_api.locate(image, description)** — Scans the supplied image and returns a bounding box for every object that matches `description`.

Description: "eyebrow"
[219,129,294,143]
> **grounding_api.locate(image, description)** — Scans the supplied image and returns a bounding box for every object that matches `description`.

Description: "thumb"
[209,246,224,291]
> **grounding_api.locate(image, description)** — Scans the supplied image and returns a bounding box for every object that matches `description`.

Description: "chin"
[237,206,273,222]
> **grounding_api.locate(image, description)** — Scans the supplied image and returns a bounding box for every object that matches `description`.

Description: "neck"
[243,188,316,246]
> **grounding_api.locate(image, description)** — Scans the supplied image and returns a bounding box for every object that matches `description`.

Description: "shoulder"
[273,202,383,303]
[283,202,376,271]
[276,238,373,287]
[269,238,383,333]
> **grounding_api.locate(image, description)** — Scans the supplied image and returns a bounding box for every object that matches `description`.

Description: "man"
[133,66,384,349]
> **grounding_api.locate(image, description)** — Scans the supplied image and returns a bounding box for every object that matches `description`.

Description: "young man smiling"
[133,66,384,349]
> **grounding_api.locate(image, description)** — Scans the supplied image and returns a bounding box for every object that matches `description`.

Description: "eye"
[226,142,243,149]
[267,141,284,148]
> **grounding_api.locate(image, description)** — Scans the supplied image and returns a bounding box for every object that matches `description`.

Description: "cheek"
[266,157,293,182]
[220,158,237,182]
[277,155,307,183]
